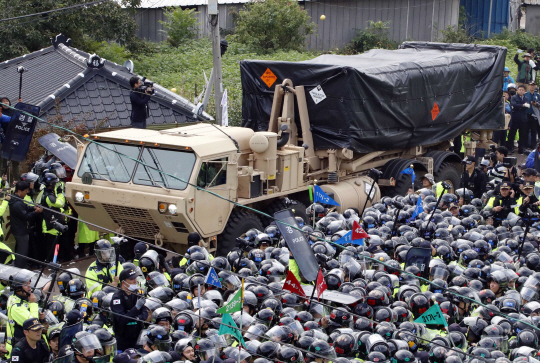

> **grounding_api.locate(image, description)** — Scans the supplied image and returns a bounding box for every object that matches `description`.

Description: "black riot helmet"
[146,326,172,351]
[394,350,416,363]
[277,347,303,363]
[333,333,356,357]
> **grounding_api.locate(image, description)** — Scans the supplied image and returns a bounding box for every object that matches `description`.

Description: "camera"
[236,237,254,251]
[138,77,155,95]
[503,157,517,168]
[441,181,451,190]
[488,145,498,164]
[368,168,383,181]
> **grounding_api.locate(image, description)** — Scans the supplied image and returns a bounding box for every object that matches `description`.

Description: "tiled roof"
[0,34,212,129]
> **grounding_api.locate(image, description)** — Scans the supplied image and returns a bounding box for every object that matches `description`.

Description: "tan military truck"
[66,42,506,255]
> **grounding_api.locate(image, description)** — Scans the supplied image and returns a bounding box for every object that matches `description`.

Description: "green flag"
[217,288,242,314]
[218,313,246,347]
[414,303,447,326]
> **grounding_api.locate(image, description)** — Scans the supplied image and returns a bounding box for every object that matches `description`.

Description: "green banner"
[414,303,447,326]
[217,288,242,314]
[218,313,246,347]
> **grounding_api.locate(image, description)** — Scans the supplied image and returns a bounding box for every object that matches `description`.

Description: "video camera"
[368,168,383,181]
[235,237,254,251]
[138,77,155,95]
[503,157,517,168]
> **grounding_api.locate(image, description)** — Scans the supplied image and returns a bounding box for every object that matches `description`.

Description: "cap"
[523,181,535,189]
[519,164,528,170]
[480,158,490,167]
[524,53,532,57]
[449,203,459,210]
[523,168,538,177]
[464,155,477,164]
[120,267,137,281]
[188,232,201,246]
[134,242,149,255]
[448,323,467,335]
[66,310,83,325]
[22,318,43,331]
[123,348,140,359]
[504,67,510,72]
[530,81,537,85]
[421,173,435,185]
[113,353,139,363]
[500,182,511,189]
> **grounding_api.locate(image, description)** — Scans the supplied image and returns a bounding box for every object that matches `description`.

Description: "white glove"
[524,103,531,108]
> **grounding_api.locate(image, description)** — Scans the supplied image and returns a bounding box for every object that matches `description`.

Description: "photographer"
[489,145,517,182]
[459,155,488,199]
[129,76,153,129]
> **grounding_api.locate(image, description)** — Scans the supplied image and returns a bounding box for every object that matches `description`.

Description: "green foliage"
[159,7,199,47]
[440,24,474,44]
[235,0,316,53]
[343,21,398,54]
[134,37,319,125]
[0,0,142,62]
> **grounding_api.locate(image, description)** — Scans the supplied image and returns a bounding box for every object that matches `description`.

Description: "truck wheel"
[381,174,412,198]
[260,199,308,227]
[217,210,263,256]
[434,162,461,194]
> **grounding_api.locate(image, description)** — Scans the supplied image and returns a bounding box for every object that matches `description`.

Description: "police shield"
[38,133,77,169]
[59,320,83,348]
[0,103,39,161]
[405,247,432,279]
[301,285,361,305]
[274,209,319,282]
[0,264,50,290]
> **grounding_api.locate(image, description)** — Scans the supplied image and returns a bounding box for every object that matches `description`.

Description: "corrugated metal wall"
[305,0,459,51]
[133,0,460,50]
[460,0,517,38]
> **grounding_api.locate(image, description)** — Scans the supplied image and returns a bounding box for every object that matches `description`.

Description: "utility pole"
[208,0,223,125]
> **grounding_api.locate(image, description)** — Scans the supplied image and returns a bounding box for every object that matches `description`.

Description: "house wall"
[133,0,461,50]
[526,5,540,35]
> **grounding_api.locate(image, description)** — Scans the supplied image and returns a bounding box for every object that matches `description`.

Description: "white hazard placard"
[309,85,327,104]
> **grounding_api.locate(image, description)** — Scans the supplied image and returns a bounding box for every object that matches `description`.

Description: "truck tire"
[381,174,412,198]
[434,162,461,194]
[260,199,308,227]
[217,210,263,256]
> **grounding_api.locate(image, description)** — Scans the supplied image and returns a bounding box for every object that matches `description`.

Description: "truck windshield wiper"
[87,164,115,185]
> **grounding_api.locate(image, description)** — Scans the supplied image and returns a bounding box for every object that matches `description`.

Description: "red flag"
[352,220,370,240]
[282,271,306,297]
[316,269,327,301]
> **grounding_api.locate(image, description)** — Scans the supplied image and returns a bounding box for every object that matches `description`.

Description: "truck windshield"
[77,142,140,182]
[133,147,195,190]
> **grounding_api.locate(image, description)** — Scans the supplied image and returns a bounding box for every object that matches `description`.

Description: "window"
[197,158,228,188]
[132,147,196,190]
[77,142,141,183]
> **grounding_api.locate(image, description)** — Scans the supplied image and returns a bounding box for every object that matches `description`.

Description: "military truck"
[65,42,506,256]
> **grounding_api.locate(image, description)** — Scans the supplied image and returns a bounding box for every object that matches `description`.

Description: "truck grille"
[102,204,162,240]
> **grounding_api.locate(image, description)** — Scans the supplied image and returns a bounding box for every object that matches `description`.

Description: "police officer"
[459,155,488,199]
[39,172,67,262]
[85,239,123,297]
[178,232,214,268]
[484,181,518,226]
[111,267,148,351]
[10,318,50,363]
[6,269,45,354]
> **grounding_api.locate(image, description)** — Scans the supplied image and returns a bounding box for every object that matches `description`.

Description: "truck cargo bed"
[241,42,506,153]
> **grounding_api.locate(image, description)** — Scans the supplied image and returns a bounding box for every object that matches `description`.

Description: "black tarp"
[241,42,506,153]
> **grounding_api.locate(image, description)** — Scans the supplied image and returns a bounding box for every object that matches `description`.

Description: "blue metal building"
[460,0,520,38]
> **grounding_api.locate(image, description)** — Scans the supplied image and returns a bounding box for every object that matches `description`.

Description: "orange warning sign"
[431,102,440,120]
[261,68,277,88]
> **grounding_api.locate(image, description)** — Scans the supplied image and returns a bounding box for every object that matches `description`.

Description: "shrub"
[342,21,397,54]
[160,7,199,47]
[235,0,316,53]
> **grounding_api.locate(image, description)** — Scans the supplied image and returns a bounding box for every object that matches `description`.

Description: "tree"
[0,0,142,62]
[159,7,199,47]
[235,0,316,53]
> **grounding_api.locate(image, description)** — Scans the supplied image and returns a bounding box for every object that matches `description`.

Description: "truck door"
[194,157,233,235]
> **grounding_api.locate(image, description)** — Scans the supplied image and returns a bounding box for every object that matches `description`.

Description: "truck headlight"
[168,204,177,215]
[75,192,84,203]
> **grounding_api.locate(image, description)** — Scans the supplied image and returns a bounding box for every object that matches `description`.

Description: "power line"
[0,0,111,23]
[1,102,534,336]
